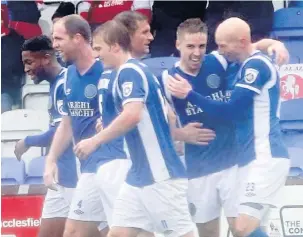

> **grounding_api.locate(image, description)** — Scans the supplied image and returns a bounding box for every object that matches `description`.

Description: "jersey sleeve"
[53,81,68,123]
[116,67,147,106]
[159,69,174,105]
[235,58,271,94]
[209,51,228,71]
[98,70,112,116]
[62,70,70,116]
[24,124,57,147]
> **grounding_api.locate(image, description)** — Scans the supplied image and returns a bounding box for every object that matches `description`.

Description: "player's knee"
[234,216,260,237]
[196,220,220,237]
[63,226,79,237]
[63,220,83,237]
[108,227,138,237]
[137,230,155,237]
[108,228,125,237]
[233,222,250,237]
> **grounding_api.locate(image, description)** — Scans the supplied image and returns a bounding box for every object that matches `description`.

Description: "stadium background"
[1,1,303,237]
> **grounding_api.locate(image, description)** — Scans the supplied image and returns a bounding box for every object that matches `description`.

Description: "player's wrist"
[185,89,194,99]
[91,134,102,148]
[46,154,57,163]
[23,138,30,148]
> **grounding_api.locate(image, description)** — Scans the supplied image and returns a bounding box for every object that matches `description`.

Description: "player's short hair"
[114,11,148,36]
[21,35,55,55]
[93,20,131,52]
[177,18,208,39]
[61,14,91,43]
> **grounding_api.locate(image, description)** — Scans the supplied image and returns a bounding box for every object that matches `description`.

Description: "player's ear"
[111,43,120,53]
[240,37,247,48]
[176,39,181,51]
[42,53,52,65]
[74,33,83,44]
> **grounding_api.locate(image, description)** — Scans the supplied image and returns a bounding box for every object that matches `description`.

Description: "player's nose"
[148,32,154,41]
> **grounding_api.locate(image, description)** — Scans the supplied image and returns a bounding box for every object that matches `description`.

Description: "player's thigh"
[64,218,101,237]
[143,179,194,237]
[234,213,264,237]
[196,218,220,237]
[68,173,106,223]
[137,230,155,237]
[108,226,141,237]
[111,182,154,234]
[188,173,222,224]
[99,226,109,237]
[38,218,66,237]
[96,159,131,226]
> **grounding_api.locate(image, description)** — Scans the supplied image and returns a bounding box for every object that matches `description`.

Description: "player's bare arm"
[44,115,72,189]
[253,39,289,65]
[74,101,143,159]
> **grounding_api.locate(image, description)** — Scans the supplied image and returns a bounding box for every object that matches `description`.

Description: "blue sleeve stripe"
[54,78,65,110]
[122,98,144,106]
[161,70,173,105]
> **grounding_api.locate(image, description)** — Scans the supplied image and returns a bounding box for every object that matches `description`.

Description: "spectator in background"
[205,1,274,52]
[52,2,75,23]
[7,1,42,39]
[77,0,152,31]
[1,4,25,113]
[150,1,207,57]
[51,2,75,67]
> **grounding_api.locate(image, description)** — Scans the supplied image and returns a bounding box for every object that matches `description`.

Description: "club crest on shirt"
[206,74,221,89]
[244,68,259,84]
[84,84,98,99]
[122,82,133,97]
[48,96,52,110]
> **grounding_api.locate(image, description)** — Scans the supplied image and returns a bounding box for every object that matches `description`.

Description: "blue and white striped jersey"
[63,60,125,173]
[97,69,127,160]
[234,51,289,164]
[113,58,187,187]
[185,51,289,165]
[49,69,77,187]
[162,52,238,179]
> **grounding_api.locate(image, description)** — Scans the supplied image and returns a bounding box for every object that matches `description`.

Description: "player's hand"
[96,118,103,133]
[167,74,192,99]
[182,122,216,145]
[14,139,29,161]
[43,159,59,191]
[74,138,98,160]
[268,42,289,66]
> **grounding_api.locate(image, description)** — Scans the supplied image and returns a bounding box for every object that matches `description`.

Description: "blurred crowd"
[1,0,275,113]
